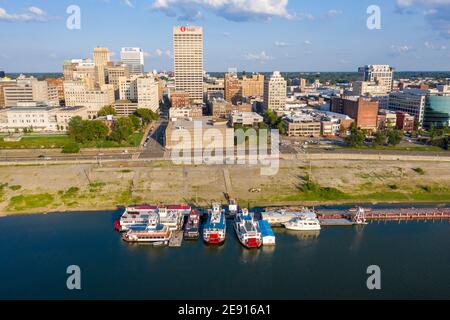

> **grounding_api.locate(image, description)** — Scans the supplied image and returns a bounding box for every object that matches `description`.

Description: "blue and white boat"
[203,203,226,245]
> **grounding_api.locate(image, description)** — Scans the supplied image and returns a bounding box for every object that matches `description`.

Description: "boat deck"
[169,231,183,248]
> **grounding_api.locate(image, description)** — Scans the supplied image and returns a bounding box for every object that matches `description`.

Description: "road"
[139,120,167,159]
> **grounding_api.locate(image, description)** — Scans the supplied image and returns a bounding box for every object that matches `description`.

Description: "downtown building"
[242,74,264,98]
[64,81,115,118]
[120,48,145,75]
[263,71,287,111]
[0,102,88,132]
[117,75,160,112]
[3,75,59,107]
[358,65,394,94]
[388,89,427,128]
[173,26,204,104]
[331,96,379,132]
[93,47,111,87]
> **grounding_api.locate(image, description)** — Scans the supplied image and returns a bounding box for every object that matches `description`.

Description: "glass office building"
[424,95,450,129]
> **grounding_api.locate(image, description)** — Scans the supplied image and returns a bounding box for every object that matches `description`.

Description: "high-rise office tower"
[263,71,287,111]
[93,47,110,87]
[120,48,145,75]
[358,65,394,94]
[173,26,204,104]
[224,73,242,104]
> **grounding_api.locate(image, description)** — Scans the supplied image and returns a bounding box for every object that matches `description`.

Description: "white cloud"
[244,51,274,63]
[326,9,343,18]
[151,0,295,21]
[122,0,134,8]
[275,41,290,47]
[390,44,413,56]
[0,6,49,22]
[424,41,447,50]
[145,49,172,58]
[395,0,450,37]
[304,40,311,45]
[28,7,46,16]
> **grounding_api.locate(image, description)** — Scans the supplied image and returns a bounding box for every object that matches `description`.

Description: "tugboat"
[234,209,262,249]
[184,210,201,240]
[203,203,226,245]
[122,213,172,244]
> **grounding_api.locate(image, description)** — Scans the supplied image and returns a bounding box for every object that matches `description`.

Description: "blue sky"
[1,0,449,72]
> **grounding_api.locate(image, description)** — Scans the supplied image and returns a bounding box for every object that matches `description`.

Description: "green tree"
[98,105,117,117]
[68,116,85,143]
[135,108,159,125]
[345,123,365,147]
[110,117,134,142]
[128,114,142,131]
[264,110,279,126]
[83,120,109,142]
[373,131,387,147]
[276,121,286,135]
[62,141,81,154]
[386,129,404,146]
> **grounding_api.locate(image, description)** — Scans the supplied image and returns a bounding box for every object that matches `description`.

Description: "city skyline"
[1,0,450,72]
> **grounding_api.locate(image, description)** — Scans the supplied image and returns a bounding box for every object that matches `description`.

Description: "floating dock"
[317,207,450,225]
[169,231,183,248]
[319,219,355,227]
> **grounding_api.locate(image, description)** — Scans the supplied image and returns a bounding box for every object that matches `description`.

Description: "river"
[0,207,449,300]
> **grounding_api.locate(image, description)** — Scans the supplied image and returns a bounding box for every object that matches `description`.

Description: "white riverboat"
[261,208,317,226]
[122,213,172,244]
[234,209,262,249]
[283,216,321,231]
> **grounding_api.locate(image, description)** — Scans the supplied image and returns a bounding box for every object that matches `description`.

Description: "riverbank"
[1,158,450,216]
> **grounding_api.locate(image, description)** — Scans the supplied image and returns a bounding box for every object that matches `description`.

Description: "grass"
[335,144,447,153]
[59,187,80,199]
[0,135,71,149]
[8,193,54,211]
[412,167,426,175]
[0,132,143,149]
[9,185,22,191]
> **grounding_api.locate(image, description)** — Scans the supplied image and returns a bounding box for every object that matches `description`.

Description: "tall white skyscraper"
[264,71,287,111]
[120,48,145,75]
[173,26,204,104]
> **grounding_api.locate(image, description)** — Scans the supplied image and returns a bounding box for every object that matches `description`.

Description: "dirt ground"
[1,158,450,215]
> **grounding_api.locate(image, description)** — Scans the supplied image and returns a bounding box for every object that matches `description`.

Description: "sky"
[0,0,450,72]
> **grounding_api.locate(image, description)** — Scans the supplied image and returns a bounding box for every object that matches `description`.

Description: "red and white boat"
[122,213,172,244]
[203,203,226,245]
[234,209,262,249]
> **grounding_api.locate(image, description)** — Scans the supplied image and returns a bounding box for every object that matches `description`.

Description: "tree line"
[63,107,159,153]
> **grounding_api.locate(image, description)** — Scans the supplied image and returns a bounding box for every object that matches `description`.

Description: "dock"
[319,219,355,227]
[169,231,183,248]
